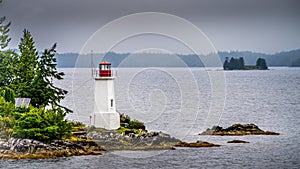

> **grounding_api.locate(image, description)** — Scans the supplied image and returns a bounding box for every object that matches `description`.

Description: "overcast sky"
[1,0,299,54]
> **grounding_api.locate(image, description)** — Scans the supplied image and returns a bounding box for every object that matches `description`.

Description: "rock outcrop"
[227,140,250,143]
[0,138,103,159]
[175,141,220,148]
[200,124,279,136]
[87,130,181,150]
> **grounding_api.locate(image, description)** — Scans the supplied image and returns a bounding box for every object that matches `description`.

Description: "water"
[1,67,299,168]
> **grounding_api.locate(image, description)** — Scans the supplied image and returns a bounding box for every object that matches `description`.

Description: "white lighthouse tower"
[90,61,120,130]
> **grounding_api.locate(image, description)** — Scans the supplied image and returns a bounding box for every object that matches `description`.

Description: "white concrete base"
[91,112,120,130]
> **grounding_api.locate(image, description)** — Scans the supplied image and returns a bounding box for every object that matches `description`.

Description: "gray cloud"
[1,0,299,53]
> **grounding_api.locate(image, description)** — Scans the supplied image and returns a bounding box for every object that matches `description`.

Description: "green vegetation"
[0,16,72,142]
[5,30,69,110]
[256,58,268,70]
[119,113,145,130]
[129,119,145,130]
[13,107,72,142]
[69,121,86,132]
[117,114,146,135]
[223,57,245,70]
[0,16,14,86]
[0,90,73,142]
[116,127,143,136]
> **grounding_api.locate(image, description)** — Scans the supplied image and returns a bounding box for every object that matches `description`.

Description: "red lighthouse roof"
[100,61,111,65]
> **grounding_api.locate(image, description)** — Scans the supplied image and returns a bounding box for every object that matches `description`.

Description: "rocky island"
[223,57,268,70]
[200,123,279,136]
[227,140,250,143]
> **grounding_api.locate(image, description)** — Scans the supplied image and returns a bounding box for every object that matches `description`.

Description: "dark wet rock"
[227,140,250,143]
[200,124,280,136]
[0,138,103,159]
[175,141,221,148]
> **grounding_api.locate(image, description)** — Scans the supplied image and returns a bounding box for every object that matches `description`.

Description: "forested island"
[223,57,268,70]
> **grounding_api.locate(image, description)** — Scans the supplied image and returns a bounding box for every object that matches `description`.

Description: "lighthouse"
[90,61,120,130]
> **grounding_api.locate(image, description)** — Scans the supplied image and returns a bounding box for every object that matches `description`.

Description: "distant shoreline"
[55,49,300,68]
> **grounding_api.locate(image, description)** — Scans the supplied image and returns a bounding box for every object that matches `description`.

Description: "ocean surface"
[1,67,299,168]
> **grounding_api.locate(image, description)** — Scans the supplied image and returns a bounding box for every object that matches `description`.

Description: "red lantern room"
[99,61,112,77]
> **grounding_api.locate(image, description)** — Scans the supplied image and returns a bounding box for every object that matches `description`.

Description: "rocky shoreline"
[0,123,280,159]
[200,124,280,136]
[0,130,182,159]
[0,138,103,159]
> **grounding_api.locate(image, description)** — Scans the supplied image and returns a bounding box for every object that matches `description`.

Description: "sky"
[1,0,300,54]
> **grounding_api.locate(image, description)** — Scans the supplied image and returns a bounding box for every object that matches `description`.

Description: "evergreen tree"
[0,16,17,86]
[10,29,69,110]
[0,16,11,50]
[0,8,72,140]
[0,86,15,103]
[34,43,69,110]
[223,57,245,70]
[10,29,39,100]
[237,57,245,70]
[256,58,268,70]
[223,57,229,70]
[228,57,235,70]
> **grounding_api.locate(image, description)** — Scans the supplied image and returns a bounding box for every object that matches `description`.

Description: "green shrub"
[129,120,145,130]
[12,107,72,142]
[0,96,15,117]
[69,121,86,132]
[116,126,143,136]
[0,87,15,103]
[120,113,130,124]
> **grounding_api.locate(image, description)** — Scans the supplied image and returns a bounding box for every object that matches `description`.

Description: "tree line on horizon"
[53,49,300,68]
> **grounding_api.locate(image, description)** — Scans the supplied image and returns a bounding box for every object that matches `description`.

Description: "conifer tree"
[11,29,69,110]
[11,29,39,100]
[223,57,229,70]
[0,16,16,86]
[256,58,268,70]
[35,43,69,111]
[0,16,11,50]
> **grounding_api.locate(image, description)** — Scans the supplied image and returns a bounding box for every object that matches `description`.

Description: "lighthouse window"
[100,64,111,70]
[101,65,105,70]
[110,99,113,107]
